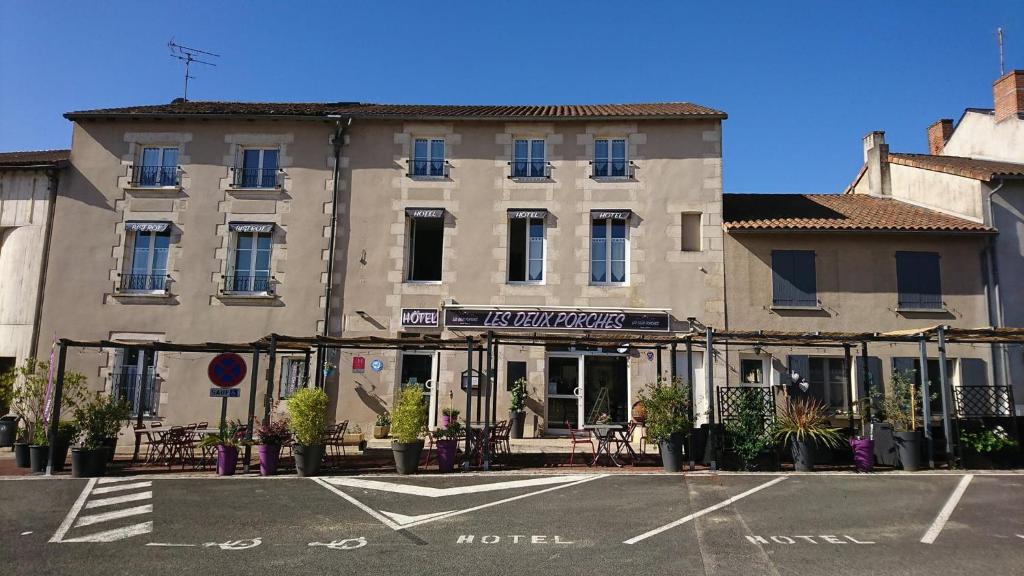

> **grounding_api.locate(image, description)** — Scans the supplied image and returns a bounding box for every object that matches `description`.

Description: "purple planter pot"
[850,437,874,472]
[217,445,238,476]
[440,415,450,427]
[258,444,281,476]
[436,439,459,473]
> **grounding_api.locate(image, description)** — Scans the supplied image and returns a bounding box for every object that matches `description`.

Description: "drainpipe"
[983,180,1011,397]
[30,166,62,359]
[322,116,351,338]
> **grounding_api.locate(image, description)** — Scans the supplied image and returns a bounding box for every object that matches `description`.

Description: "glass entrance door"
[583,356,629,424]
[546,356,582,432]
[399,351,439,428]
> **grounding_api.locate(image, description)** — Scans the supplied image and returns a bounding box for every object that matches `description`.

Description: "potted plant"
[0,365,15,448]
[723,390,774,471]
[441,407,459,428]
[773,397,842,472]
[200,420,245,476]
[95,395,130,463]
[345,424,368,452]
[373,412,391,439]
[631,401,647,424]
[286,387,329,477]
[50,420,79,473]
[849,399,874,472]
[639,378,690,472]
[72,392,114,477]
[434,418,464,473]
[255,419,289,476]
[959,425,1018,469]
[508,377,528,439]
[874,370,924,471]
[391,385,426,475]
[29,423,50,473]
[10,358,87,468]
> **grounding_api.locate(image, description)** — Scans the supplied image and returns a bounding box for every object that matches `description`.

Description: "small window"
[808,358,848,410]
[229,229,273,293]
[408,215,444,282]
[506,361,528,392]
[772,250,816,307]
[412,138,445,177]
[740,359,764,385]
[508,217,544,282]
[896,251,942,310]
[512,139,546,178]
[279,358,308,399]
[135,147,178,187]
[681,212,702,251]
[591,217,628,284]
[593,138,627,177]
[237,148,279,188]
[124,228,170,292]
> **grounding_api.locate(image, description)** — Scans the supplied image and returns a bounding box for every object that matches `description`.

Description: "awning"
[228,222,274,233]
[590,209,633,220]
[405,207,445,219]
[506,208,548,220]
[125,221,170,232]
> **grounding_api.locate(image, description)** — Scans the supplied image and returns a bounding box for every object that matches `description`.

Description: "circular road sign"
[208,352,247,388]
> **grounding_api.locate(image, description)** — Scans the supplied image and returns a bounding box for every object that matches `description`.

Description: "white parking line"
[624,477,787,545]
[49,478,97,543]
[91,481,152,495]
[921,474,973,544]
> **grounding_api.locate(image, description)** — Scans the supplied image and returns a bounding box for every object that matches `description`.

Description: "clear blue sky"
[1,1,1020,192]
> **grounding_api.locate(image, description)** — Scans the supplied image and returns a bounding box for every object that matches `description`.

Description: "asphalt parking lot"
[1,472,1022,575]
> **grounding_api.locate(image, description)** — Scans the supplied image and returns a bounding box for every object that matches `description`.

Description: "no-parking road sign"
[208,353,247,388]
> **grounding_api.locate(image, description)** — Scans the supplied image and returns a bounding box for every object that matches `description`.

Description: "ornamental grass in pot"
[286,388,329,477]
[255,419,290,476]
[199,420,245,476]
[639,378,691,472]
[433,418,463,473]
[873,370,925,471]
[773,397,842,472]
[508,377,528,439]
[391,385,426,475]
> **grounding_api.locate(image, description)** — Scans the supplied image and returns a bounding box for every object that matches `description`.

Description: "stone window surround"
[220,133,294,193]
[115,222,180,296]
[119,132,193,191]
[214,218,286,301]
[100,331,166,417]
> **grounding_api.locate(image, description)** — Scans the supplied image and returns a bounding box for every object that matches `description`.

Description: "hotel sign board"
[444,308,670,332]
[401,308,440,328]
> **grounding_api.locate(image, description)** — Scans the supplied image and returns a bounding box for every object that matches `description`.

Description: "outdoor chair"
[131,423,153,465]
[565,420,595,467]
[326,420,348,465]
[422,429,436,466]
[612,421,639,466]
[493,420,512,457]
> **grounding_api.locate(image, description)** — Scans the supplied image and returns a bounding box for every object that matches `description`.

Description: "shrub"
[871,370,920,432]
[391,386,426,444]
[773,397,842,449]
[639,378,690,443]
[286,388,329,446]
[960,426,1017,454]
[73,392,130,449]
[725,390,773,470]
[256,419,291,445]
[374,412,391,427]
[10,358,88,443]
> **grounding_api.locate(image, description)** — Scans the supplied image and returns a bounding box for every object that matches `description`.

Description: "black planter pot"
[71,448,107,478]
[29,445,50,473]
[658,432,686,472]
[871,423,897,467]
[509,411,526,439]
[51,440,71,473]
[690,427,708,465]
[894,430,924,471]
[392,440,424,475]
[293,444,325,477]
[791,439,815,472]
[0,417,16,448]
[101,437,118,463]
[14,442,30,468]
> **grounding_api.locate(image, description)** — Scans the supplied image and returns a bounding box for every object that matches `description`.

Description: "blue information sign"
[210,388,241,398]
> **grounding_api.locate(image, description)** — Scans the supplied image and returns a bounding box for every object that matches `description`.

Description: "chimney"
[927,119,954,155]
[993,70,1024,122]
[862,131,891,197]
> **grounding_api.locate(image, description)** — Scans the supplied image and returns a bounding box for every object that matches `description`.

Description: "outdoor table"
[585,424,628,467]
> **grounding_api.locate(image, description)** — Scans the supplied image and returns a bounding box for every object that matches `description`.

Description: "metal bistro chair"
[132,423,152,465]
[566,420,595,467]
[492,420,512,458]
[612,421,639,466]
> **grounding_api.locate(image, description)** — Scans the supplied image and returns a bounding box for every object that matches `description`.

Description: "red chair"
[565,420,595,466]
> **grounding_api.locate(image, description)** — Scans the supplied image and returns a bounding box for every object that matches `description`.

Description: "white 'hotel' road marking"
[624,476,788,545]
[60,522,154,543]
[921,474,974,544]
[91,481,152,495]
[85,491,153,509]
[50,478,98,543]
[96,477,142,485]
[74,505,153,528]
[323,475,589,497]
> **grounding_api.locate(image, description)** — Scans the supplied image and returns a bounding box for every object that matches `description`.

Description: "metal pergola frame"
[45,326,1024,474]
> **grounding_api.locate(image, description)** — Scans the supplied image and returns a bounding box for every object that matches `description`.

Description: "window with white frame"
[236,148,280,188]
[593,138,627,177]
[808,357,848,410]
[227,224,273,294]
[508,213,544,282]
[135,147,178,187]
[512,139,546,178]
[279,357,308,399]
[406,209,444,282]
[122,223,170,292]
[740,358,765,385]
[590,214,628,284]
[412,138,446,177]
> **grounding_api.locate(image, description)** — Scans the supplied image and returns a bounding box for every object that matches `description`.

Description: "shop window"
[772,250,816,307]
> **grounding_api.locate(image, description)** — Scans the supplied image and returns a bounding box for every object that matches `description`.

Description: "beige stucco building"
[39,101,728,434]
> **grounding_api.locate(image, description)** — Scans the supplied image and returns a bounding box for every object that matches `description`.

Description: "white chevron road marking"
[85,491,152,509]
[60,522,154,543]
[51,478,154,543]
[322,475,588,497]
[74,505,153,528]
[91,481,152,495]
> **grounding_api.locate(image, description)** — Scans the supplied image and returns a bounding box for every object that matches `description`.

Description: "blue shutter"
[772,250,816,307]
[897,252,941,309]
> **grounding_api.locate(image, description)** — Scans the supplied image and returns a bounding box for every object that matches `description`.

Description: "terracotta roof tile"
[65,101,725,121]
[723,194,992,233]
[0,149,70,167]
[888,153,1024,181]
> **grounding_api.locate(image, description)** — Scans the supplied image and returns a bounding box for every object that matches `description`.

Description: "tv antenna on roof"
[168,38,219,101]
[997,27,1005,76]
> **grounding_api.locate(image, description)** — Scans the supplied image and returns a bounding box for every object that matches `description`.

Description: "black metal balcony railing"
[131,165,179,187]
[118,273,168,293]
[408,159,450,178]
[509,160,552,179]
[112,373,158,417]
[223,274,274,295]
[590,160,636,179]
[231,167,281,189]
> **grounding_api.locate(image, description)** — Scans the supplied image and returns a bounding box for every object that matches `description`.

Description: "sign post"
[208,353,247,438]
